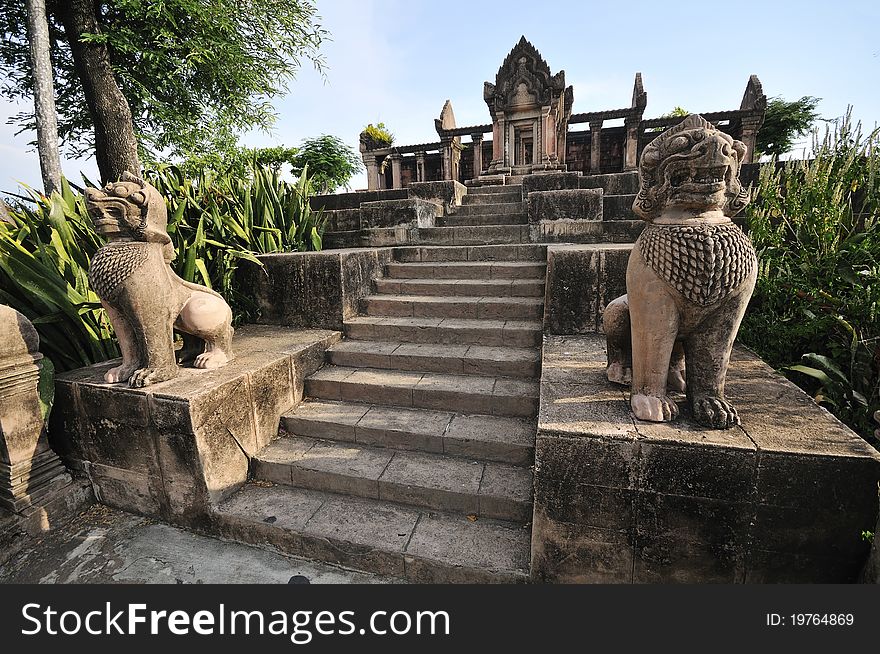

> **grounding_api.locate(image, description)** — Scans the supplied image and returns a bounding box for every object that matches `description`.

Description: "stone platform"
[532,334,880,583]
[51,327,340,522]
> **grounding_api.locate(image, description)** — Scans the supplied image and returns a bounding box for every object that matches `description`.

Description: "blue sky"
[1,0,878,192]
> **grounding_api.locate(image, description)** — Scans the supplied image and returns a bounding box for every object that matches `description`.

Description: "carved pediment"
[485,36,566,112]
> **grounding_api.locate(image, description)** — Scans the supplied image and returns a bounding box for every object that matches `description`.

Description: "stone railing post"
[470,134,484,177]
[589,119,603,174]
[365,156,380,191]
[415,151,426,182]
[740,115,762,163]
[0,305,67,512]
[389,152,402,189]
[624,115,641,171]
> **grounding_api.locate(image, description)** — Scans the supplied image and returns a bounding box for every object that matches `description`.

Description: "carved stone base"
[0,450,69,512]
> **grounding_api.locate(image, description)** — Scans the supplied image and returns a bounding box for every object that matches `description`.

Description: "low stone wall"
[543,244,631,333]
[51,327,340,523]
[532,335,880,583]
[239,248,394,330]
[522,172,580,195]
[309,188,407,211]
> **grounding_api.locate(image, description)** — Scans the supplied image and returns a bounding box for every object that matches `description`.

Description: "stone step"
[391,244,547,263]
[374,277,545,298]
[305,365,540,418]
[253,435,533,522]
[416,225,530,245]
[327,340,541,378]
[461,191,522,205]
[360,294,543,320]
[468,184,523,196]
[343,316,543,348]
[214,483,530,582]
[281,400,536,465]
[384,261,546,280]
[453,202,523,216]
[602,194,638,220]
[438,213,528,227]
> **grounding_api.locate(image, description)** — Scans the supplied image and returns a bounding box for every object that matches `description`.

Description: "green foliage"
[291,135,362,194]
[159,146,301,181]
[756,96,822,158]
[742,110,880,443]
[660,106,689,118]
[0,0,326,161]
[361,122,394,148]
[0,162,325,372]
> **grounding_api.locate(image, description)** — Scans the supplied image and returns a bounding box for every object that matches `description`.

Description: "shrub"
[742,110,879,443]
[361,122,394,149]
[0,161,325,372]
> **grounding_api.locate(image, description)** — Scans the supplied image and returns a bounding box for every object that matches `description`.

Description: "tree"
[0,1,326,182]
[292,135,362,194]
[25,0,61,194]
[756,96,821,158]
[659,106,689,119]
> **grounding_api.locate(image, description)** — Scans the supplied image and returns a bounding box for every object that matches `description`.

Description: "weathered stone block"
[528,189,602,223]
[530,334,880,583]
[322,208,361,233]
[544,244,631,333]
[360,199,439,229]
[51,327,340,524]
[522,172,581,195]
[407,180,466,213]
[239,249,393,330]
[579,171,640,195]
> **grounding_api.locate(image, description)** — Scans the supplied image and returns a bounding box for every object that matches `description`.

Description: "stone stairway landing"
[213,246,546,582]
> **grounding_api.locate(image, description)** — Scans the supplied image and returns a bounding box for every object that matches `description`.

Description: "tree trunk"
[57,0,140,184]
[26,0,62,195]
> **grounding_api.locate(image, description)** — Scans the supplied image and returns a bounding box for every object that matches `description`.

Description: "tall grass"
[742,110,880,443]
[0,161,325,372]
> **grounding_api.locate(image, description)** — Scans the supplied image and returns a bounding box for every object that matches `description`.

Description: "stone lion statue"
[603,115,757,428]
[86,172,234,387]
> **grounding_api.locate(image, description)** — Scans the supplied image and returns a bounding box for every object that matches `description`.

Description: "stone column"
[0,305,67,512]
[624,116,640,171]
[365,157,380,191]
[415,151,426,182]
[471,133,483,177]
[491,115,504,169]
[740,116,762,163]
[389,153,402,189]
[440,139,453,180]
[589,120,603,174]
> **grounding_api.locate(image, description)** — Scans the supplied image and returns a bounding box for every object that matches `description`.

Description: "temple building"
[359,36,766,190]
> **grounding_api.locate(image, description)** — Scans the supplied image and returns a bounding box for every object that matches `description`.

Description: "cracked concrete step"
[461,190,522,205]
[385,261,546,280]
[416,225,530,245]
[281,400,535,465]
[327,340,540,378]
[468,184,522,195]
[453,202,523,216]
[253,435,533,522]
[305,365,539,418]
[374,277,545,298]
[214,483,530,582]
[438,213,528,227]
[360,294,543,320]
[343,316,542,347]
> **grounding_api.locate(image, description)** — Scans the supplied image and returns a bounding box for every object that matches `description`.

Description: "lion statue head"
[85,172,172,248]
[632,114,750,221]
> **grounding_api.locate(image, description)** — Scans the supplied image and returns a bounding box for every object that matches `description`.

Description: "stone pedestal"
[0,305,67,512]
[51,327,340,523]
[532,334,880,583]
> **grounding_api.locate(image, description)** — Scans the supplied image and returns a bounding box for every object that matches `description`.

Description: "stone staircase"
[417,184,530,246]
[214,245,545,582]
